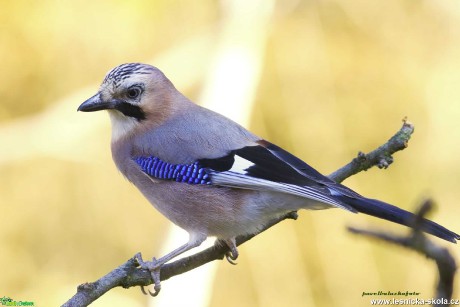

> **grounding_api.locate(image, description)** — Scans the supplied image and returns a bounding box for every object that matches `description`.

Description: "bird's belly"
[137,180,330,239]
[140,181,258,238]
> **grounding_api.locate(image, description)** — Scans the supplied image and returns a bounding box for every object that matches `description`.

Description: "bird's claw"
[214,238,239,265]
[225,251,238,265]
[135,253,162,297]
[224,240,239,265]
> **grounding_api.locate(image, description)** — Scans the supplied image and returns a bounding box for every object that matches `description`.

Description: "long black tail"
[335,195,459,243]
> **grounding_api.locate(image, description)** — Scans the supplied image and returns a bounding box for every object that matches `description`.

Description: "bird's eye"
[127,86,142,99]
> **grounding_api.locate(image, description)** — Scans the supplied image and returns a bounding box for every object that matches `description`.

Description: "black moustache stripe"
[115,102,146,120]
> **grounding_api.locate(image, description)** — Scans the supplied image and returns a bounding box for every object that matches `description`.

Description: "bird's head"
[78,63,183,140]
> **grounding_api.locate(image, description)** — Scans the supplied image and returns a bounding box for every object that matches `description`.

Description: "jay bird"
[78,63,459,295]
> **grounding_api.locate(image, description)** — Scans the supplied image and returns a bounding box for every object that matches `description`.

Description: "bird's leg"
[215,238,239,265]
[135,233,206,296]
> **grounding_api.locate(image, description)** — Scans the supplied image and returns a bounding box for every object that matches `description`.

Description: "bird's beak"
[78,93,116,112]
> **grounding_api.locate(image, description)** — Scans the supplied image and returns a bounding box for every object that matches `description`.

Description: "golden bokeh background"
[1,1,459,306]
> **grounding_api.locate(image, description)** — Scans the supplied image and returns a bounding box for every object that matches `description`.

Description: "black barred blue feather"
[134,156,211,185]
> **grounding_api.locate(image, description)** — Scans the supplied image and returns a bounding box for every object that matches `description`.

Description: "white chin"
[108,110,138,142]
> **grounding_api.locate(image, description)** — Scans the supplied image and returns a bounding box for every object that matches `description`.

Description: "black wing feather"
[200,142,357,211]
[260,141,361,198]
[234,145,319,186]
[199,141,459,242]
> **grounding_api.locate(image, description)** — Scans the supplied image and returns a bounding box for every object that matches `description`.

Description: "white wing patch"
[230,155,254,174]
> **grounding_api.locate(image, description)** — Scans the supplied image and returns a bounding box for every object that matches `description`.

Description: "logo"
[0,296,34,306]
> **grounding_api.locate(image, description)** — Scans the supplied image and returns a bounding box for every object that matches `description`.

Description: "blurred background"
[1,0,459,306]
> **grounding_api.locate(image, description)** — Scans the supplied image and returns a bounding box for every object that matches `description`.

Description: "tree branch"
[329,117,414,183]
[63,119,415,307]
[348,200,457,304]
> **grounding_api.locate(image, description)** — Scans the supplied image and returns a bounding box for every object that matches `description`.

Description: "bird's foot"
[135,253,162,297]
[215,238,239,265]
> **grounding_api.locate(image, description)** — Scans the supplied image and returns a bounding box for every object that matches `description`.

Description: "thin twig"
[329,118,414,183]
[62,120,416,307]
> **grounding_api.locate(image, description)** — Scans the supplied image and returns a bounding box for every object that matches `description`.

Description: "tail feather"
[336,196,460,243]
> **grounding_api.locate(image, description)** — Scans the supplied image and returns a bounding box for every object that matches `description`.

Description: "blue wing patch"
[134,156,211,185]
